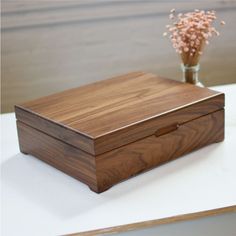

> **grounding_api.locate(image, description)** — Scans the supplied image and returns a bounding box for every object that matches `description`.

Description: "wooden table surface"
[1,84,236,235]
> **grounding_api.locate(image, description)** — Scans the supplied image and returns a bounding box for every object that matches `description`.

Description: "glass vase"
[181,63,204,87]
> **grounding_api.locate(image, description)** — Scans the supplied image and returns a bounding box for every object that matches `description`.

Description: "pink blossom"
[163,9,224,63]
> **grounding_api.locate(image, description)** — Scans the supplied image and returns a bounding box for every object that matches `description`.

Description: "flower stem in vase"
[181,63,203,87]
[163,9,225,87]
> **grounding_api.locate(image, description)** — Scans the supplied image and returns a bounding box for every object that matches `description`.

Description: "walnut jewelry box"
[15,72,225,193]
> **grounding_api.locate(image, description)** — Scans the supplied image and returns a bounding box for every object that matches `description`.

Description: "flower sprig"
[163,9,225,66]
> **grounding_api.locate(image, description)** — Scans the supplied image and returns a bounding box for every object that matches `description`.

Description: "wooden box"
[15,72,225,193]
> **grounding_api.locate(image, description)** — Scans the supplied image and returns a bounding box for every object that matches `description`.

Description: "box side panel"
[95,109,224,192]
[15,106,95,155]
[94,93,224,155]
[16,121,98,192]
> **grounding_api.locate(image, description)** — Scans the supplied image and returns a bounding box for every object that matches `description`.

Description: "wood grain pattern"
[15,72,225,193]
[16,72,221,136]
[16,121,98,192]
[16,108,224,193]
[68,205,236,236]
[15,106,95,155]
[15,72,224,155]
[95,109,224,192]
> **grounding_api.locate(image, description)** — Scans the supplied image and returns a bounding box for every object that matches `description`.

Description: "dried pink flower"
[163,9,225,66]
[221,20,226,25]
[184,47,189,52]
[163,32,168,37]
[169,14,174,20]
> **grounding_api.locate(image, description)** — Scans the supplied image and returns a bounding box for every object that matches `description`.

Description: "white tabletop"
[1,84,236,236]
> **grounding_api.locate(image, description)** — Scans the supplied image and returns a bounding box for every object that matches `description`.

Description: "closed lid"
[15,72,224,155]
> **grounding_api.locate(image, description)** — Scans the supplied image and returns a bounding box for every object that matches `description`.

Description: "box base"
[17,109,224,193]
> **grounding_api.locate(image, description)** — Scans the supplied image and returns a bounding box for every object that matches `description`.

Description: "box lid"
[15,72,224,155]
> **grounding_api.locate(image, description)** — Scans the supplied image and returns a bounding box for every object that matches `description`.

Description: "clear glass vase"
[181,63,204,87]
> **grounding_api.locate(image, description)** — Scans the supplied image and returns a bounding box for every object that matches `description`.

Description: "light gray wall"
[2,0,236,113]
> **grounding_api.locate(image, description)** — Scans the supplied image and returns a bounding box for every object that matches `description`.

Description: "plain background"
[1,0,236,113]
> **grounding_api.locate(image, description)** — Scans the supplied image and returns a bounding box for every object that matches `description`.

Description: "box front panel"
[96,109,224,192]
[16,109,224,193]
[16,121,98,191]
